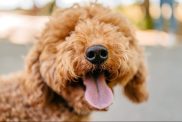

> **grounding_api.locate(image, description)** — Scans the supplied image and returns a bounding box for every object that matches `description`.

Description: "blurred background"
[0,0,182,121]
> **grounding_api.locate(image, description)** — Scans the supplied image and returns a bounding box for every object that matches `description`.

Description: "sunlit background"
[0,0,182,121]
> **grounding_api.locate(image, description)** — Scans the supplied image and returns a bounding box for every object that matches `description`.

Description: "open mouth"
[69,69,113,110]
[81,69,113,110]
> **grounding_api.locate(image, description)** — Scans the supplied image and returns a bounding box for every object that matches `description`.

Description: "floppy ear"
[124,61,149,103]
[24,7,88,106]
[25,45,53,106]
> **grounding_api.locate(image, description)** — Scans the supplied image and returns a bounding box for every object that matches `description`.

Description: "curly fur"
[0,4,148,121]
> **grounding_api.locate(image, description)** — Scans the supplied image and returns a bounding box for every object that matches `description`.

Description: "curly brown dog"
[0,4,148,121]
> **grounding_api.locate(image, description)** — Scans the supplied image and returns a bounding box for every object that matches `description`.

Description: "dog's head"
[26,4,148,115]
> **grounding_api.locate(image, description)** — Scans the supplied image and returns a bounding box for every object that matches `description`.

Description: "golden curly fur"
[0,4,148,121]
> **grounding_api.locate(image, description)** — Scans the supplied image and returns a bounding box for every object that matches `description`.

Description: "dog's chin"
[71,69,114,111]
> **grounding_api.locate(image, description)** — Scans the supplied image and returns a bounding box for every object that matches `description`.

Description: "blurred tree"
[141,0,153,29]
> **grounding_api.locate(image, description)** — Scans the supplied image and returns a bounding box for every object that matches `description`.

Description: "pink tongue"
[83,74,113,109]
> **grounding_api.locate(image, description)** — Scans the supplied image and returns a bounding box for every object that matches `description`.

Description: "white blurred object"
[161,3,172,20]
[0,13,49,44]
[136,30,176,47]
[56,0,88,8]
[0,0,53,10]
[0,0,21,10]
[55,0,138,8]
[19,0,34,10]
[34,0,53,8]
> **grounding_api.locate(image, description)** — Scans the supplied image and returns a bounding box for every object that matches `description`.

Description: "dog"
[0,4,148,121]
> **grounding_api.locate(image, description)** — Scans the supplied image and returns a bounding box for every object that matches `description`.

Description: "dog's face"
[27,5,148,115]
[55,20,134,109]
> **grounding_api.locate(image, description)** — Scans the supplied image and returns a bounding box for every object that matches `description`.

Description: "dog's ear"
[25,45,53,106]
[24,7,87,106]
[123,60,149,103]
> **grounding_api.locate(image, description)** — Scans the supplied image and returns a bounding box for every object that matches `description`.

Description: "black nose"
[86,45,108,65]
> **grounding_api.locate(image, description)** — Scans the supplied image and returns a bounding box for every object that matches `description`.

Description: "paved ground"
[0,41,182,121]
